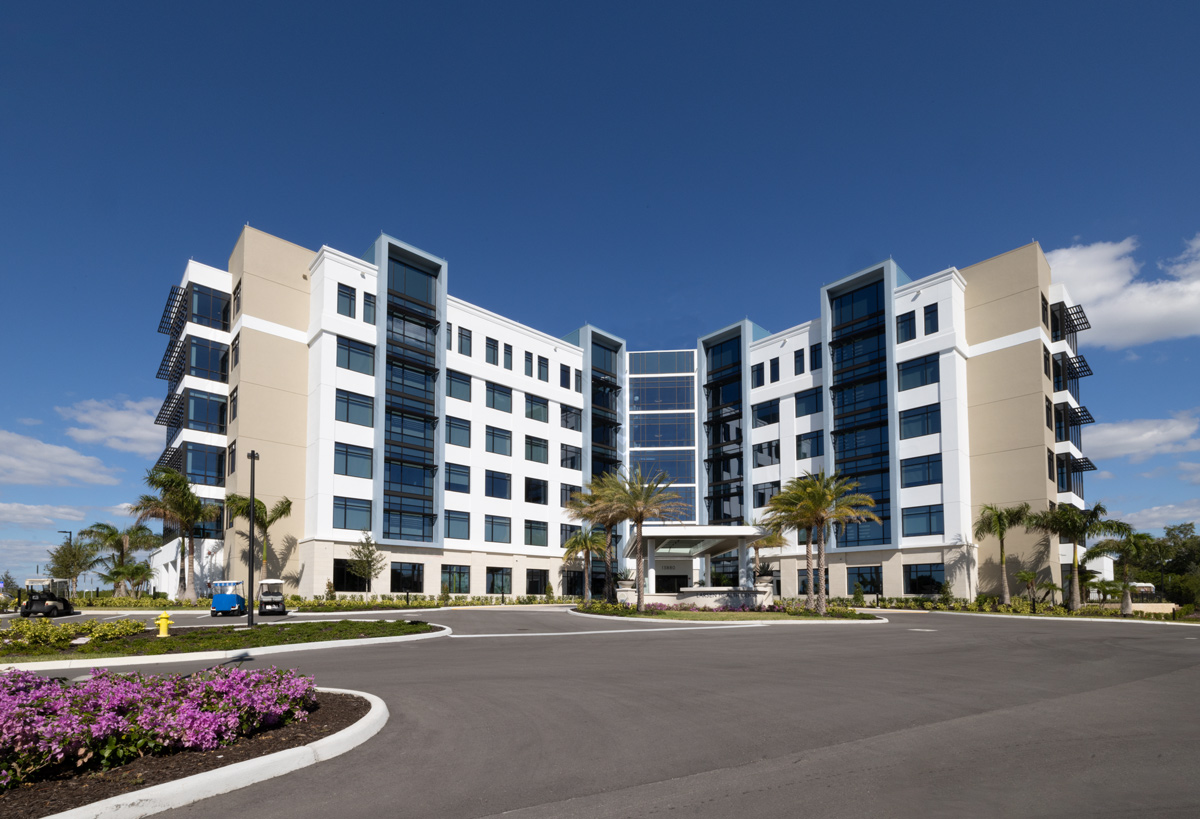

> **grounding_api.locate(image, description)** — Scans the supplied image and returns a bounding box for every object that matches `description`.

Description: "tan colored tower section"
[961,243,1060,595]
[222,227,315,594]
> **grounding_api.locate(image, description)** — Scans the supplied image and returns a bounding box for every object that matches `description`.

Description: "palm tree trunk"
[1069,547,1081,611]
[177,539,187,600]
[816,529,827,616]
[635,522,645,612]
[583,552,592,605]
[805,534,815,611]
[998,539,1010,606]
[604,526,615,604]
[1120,565,1133,616]
[183,533,198,602]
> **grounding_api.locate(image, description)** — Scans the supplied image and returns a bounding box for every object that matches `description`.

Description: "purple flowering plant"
[0,666,315,788]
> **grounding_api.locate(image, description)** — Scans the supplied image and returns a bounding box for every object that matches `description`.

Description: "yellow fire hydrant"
[155,611,174,638]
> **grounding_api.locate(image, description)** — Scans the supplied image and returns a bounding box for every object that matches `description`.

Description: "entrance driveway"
[34,609,1200,818]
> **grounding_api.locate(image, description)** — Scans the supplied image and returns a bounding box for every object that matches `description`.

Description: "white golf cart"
[258,579,287,616]
[20,578,75,618]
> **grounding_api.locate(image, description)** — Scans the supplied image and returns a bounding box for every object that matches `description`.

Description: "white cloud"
[1095,470,1115,480]
[1085,411,1200,463]
[56,398,162,457]
[1179,463,1200,485]
[0,430,121,486]
[1118,500,1200,531]
[0,539,57,573]
[0,503,87,527]
[1046,233,1200,349]
[16,418,43,426]
[103,502,136,518]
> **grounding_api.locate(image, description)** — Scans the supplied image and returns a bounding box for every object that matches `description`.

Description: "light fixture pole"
[246,450,260,626]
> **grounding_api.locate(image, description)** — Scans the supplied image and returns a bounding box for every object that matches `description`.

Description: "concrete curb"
[43,686,388,819]
[0,625,451,672]
[923,609,1200,626]
[566,608,888,625]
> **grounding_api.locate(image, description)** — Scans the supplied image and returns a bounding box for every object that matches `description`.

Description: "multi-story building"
[150,227,1104,600]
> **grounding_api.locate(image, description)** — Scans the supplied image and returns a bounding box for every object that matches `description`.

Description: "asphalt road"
[26,609,1200,818]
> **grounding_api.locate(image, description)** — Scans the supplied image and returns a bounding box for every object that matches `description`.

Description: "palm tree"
[129,466,221,602]
[225,494,293,574]
[45,536,101,597]
[78,523,161,596]
[1015,569,1039,610]
[765,484,819,609]
[562,527,608,605]
[565,472,627,603]
[598,468,685,612]
[1027,502,1128,611]
[124,562,156,598]
[749,518,785,575]
[1085,531,1153,616]
[972,503,1030,606]
[769,471,879,615]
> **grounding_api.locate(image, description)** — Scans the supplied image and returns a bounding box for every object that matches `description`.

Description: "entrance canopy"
[628,524,764,559]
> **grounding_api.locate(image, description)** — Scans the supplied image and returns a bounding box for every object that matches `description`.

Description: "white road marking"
[908,628,937,632]
[449,624,763,638]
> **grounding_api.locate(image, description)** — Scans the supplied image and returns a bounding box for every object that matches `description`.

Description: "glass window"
[900,455,942,487]
[797,568,829,595]
[335,389,374,426]
[445,463,470,494]
[446,370,471,401]
[186,389,227,434]
[441,564,470,594]
[1044,345,1052,379]
[846,566,882,595]
[337,284,356,318]
[797,430,824,460]
[485,470,511,499]
[229,387,237,421]
[1046,397,1054,430]
[337,337,375,375]
[899,404,941,438]
[386,361,436,401]
[524,521,548,547]
[898,354,939,391]
[334,443,373,478]
[444,511,470,540]
[752,440,780,467]
[560,524,582,547]
[904,563,945,595]
[391,562,423,593]
[232,282,241,316]
[924,303,939,335]
[486,567,512,594]
[631,412,695,447]
[387,313,436,352]
[526,569,549,595]
[384,509,434,542]
[525,436,549,463]
[504,343,513,370]
[363,293,376,325]
[561,405,582,431]
[897,311,916,343]
[525,477,548,505]
[485,426,511,455]
[484,516,511,544]
[227,440,236,475]
[537,356,549,382]
[592,341,620,375]
[574,369,583,392]
[189,284,231,331]
[526,394,549,422]
[561,364,570,389]
[387,412,435,448]
[333,496,371,530]
[388,257,437,306]
[752,399,779,428]
[810,343,822,370]
[632,451,695,483]
[333,558,368,592]
[525,351,533,376]
[446,416,470,447]
[630,376,694,410]
[770,358,779,383]
[794,348,805,375]
[629,351,694,374]
[795,387,822,417]
[902,505,944,537]
[753,481,780,508]
[1042,295,1050,328]
[751,363,764,388]
[184,442,225,487]
[188,337,229,383]
[458,328,472,357]
[486,382,512,413]
[561,444,582,470]
[446,323,452,351]
[560,483,582,506]
[384,461,435,496]
[486,337,499,365]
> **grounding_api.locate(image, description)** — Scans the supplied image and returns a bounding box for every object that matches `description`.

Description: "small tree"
[45,537,100,597]
[0,570,17,597]
[972,503,1030,606]
[1015,570,1039,611]
[346,530,387,592]
[562,527,607,605]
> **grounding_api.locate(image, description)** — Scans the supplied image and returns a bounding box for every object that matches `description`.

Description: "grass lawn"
[0,619,434,664]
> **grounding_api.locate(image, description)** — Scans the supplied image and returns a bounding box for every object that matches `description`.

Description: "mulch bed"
[0,691,369,819]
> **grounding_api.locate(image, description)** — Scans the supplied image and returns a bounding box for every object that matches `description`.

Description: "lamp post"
[246,450,260,626]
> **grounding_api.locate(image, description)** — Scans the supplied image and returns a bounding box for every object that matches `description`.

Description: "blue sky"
[2,1,1198,585]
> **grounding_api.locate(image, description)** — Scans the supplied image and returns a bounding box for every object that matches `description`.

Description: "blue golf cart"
[210,580,246,617]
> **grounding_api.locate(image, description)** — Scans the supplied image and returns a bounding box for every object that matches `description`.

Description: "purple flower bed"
[0,666,315,789]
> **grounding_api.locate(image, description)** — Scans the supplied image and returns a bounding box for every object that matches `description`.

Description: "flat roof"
[632,525,762,559]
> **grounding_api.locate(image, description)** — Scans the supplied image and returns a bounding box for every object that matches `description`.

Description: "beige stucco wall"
[777,545,974,599]
[960,242,1051,346]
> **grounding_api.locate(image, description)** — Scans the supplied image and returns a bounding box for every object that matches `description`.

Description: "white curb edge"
[565,607,888,625]
[43,686,387,819]
[1,626,451,672]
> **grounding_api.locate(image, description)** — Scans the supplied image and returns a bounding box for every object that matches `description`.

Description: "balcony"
[156,337,186,382]
[157,285,187,338]
[155,392,185,428]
